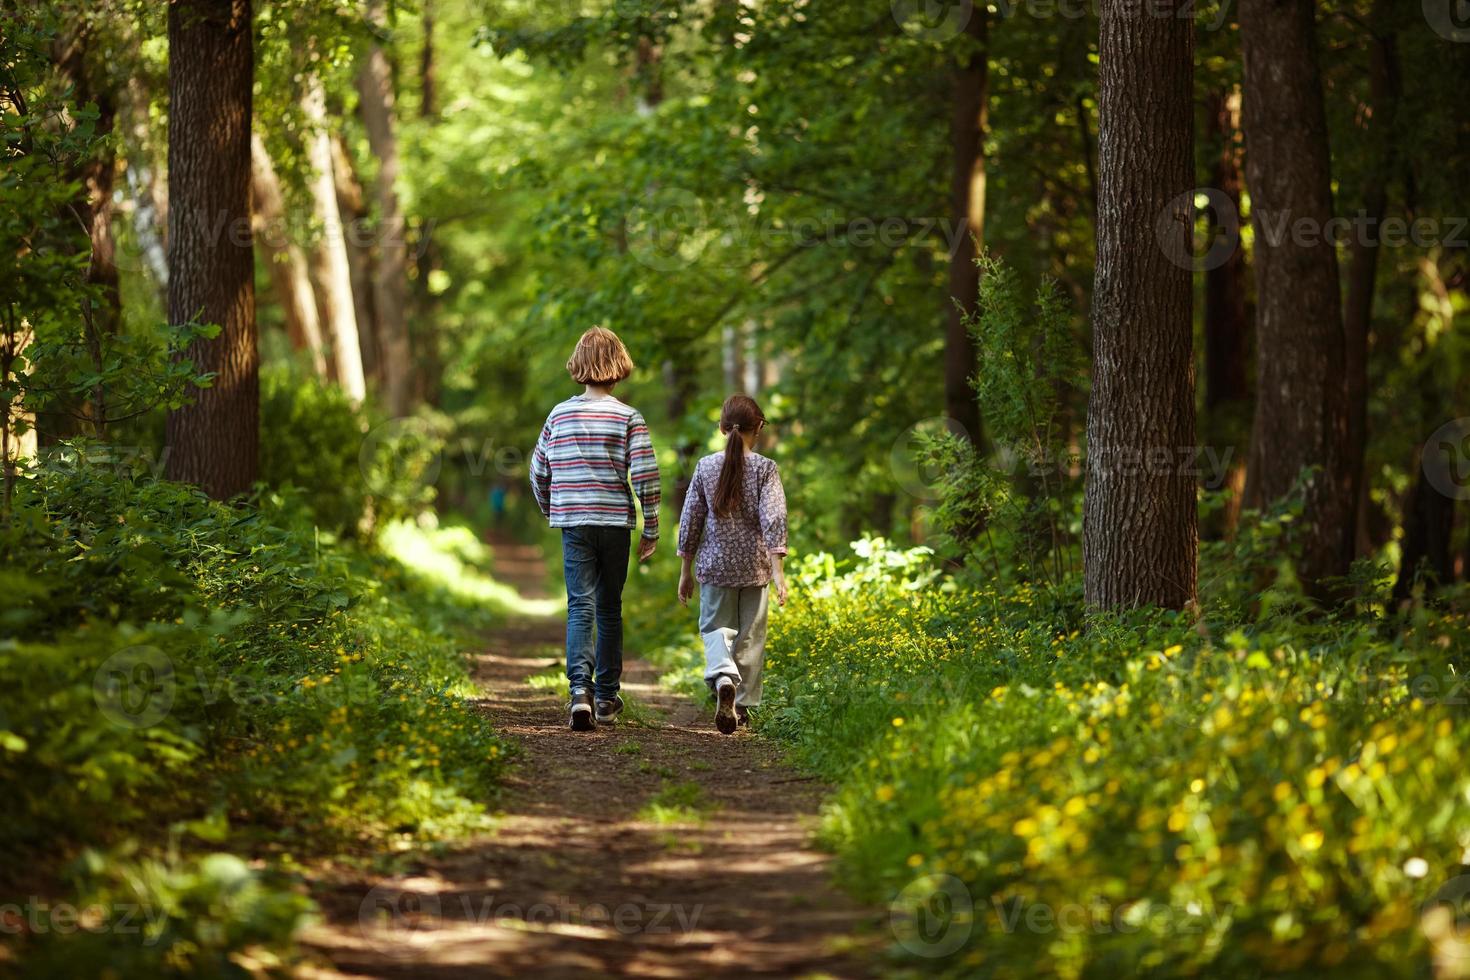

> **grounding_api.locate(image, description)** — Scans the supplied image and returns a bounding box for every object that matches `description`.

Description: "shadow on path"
[300,535,879,978]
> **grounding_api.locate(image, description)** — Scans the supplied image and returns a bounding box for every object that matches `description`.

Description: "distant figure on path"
[530,327,661,731]
[677,395,788,734]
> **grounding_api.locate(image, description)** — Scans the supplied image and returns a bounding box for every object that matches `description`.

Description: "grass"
[637,779,715,825]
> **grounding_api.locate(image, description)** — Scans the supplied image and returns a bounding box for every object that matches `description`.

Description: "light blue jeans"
[699,583,769,707]
[562,526,631,700]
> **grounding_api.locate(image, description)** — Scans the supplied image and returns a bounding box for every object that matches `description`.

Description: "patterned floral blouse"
[676,451,788,588]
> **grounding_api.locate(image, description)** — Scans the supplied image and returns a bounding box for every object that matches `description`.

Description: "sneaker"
[714,679,737,735]
[568,691,594,732]
[736,705,750,728]
[595,695,624,724]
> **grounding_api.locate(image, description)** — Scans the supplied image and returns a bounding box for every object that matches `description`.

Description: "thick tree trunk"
[250,134,328,376]
[164,0,258,499]
[357,0,414,417]
[1240,0,1353,600]
[1343,6,1400,558]
[302,76,367,403]
[330,133,380,384]
[945,9,987,445]
[1083,0,1197,609]
[1202,88,1251,537]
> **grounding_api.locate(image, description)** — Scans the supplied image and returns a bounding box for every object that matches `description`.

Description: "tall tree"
[1239,0,1352,598]
[1343,0,1400,555]
[302,74,367,403]
[1202,88,1250,535]
[250,134,328,377]
[1083,0,1197,609]
[164,0,258,499]
[945,8,987,446]
[357,0,414,416]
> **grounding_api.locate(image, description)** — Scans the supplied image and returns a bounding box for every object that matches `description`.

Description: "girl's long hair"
[712,394,765,518]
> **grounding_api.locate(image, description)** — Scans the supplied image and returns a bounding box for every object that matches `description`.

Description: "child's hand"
[677,569,695,607]
[774,575,788,607]
[637,537,658,563]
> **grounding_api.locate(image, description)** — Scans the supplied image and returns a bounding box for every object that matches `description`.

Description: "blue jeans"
[562,526,631,699]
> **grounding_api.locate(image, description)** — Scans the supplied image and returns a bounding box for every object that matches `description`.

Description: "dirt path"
[300,537,879,978]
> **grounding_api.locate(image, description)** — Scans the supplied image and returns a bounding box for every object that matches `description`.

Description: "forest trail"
[299,535,879,978]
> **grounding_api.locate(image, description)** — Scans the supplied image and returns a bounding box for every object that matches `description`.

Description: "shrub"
[760,538,1470,978]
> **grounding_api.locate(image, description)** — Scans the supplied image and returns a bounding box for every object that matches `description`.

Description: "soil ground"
[298,536,880,978]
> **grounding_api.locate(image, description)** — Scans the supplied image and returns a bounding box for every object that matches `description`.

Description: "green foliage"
[759,539,1470,977]
[921,255,1084,585]
[258,363,442,537]
[0,459,512,971]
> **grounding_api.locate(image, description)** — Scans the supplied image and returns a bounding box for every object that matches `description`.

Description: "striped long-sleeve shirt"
[529,394,662,539]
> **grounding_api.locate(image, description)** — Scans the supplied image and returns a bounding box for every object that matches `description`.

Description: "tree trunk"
[302,76,367,403]
[945,8,987,445]
[1201,88,1251,537]
[1239,0,1353,600]
[1083,0,1197,610]
[330,133,379,386]
[1342,4,1400,558]
[357,0,414,417]
[1394,452,1456,602]
[164,0,258,499]
[54,29,121,437]
[250,134,328,376]
[420,0,437,119]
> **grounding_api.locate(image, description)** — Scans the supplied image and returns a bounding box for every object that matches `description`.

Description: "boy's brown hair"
[566,326,635,385]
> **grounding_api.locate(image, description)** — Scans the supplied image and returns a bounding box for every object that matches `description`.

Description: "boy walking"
[530,327,661,731]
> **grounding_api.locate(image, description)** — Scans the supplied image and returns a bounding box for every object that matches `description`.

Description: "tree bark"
[302,75,367,403]
[1239,0,1353,600]
[357,0,414,416]
[1083,0,1197,610]
[164,0,258,499]
[331,132,380,384]
[1343,3,1400,558]
[1394,440,1456,603]
[945,8,987,446]
[1201,88,1251,536]
[250,134,328,377]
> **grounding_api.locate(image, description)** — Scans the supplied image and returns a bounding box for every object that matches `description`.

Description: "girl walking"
[676,395,787,734]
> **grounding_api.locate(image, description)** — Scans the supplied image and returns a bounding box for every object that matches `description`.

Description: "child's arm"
[678,555,696,607]
[759,463,789,605]
[627,411,661,560]
[529,418,553,519]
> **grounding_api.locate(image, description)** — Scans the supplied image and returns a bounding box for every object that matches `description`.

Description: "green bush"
[759,538,1470,978]
[0,458,511,973]
[259,363,442,537]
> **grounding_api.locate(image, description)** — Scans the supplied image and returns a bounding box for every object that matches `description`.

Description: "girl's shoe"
[596,695,624,724]
[714,679,738,735]
[735,705,750,728]
[568,691,595,732]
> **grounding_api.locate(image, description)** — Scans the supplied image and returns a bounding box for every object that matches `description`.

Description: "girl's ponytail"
[712,394,764,518]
